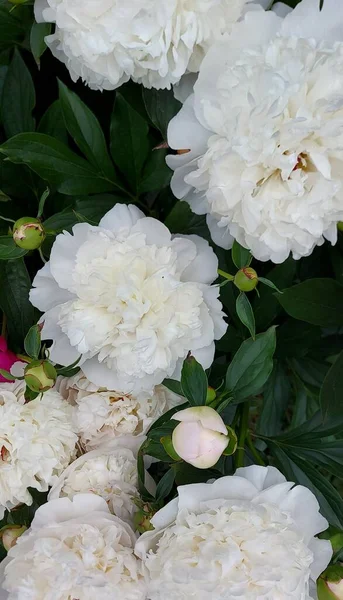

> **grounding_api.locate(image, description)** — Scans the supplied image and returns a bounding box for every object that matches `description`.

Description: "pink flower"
[0,337,17,382]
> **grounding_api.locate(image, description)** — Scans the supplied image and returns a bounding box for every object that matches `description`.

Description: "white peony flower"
[0,380,77,520]
[136,466,332,600]
[167,0,343,263]
[33,0,260,91]
[30,204,227,395]
[48,436,155,525]
[57,371,184,450]
[0,494,146,600]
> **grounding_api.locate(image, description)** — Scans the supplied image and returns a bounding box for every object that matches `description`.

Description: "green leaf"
[226,327,276,402]
[43,196,124,233]
[276,279,343,327]
[160,436,181,462]
[38,100,68,144]
[181,355,208,406]
[142,88,181,140]
[320,351,343,422]
[30,22,51,65]
[110,93,149,193]
[37,187,50,219]
[0,258,35,350]
[253,258,296,331]
[0,368,15,381]
[231,240,252,269]
[2,48,35,138]
[0,8,24,52]
[24,325,41,360]
[236,292,255,339]
[162,378,184,396]
[0,236,28,260]
[147,402,188,434]
[257,361,291,437]
[155,468,176,501]
[0,133,120,196]
[258,277,283,294]
[139,148,171,194]
[58,80,115,180]
[276,319,321,360]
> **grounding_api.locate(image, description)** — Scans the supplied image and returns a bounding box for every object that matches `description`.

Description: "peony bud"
[0,525,26,551]
[171,406,229,469]
[328,580,343,599]
[234,267,258,292]
[318,565,343,600]
[13,217,45,250]
[338,222,343,232]
[0,337,17,382]
[24,360,57,393]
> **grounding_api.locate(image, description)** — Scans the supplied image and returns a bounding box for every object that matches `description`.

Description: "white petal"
[309,538,333,581]
[236,465,287,491]
[281,0,343,43]
[168,95,210,154]
[173,73,198,104]
[191,342,215,370]
[280,485,329,541]
[49,223,91,291]
[0,557,10,600]
[177,234,218,284]
[130,217,171,246]
[177,475,258,513]
[30,263,74,312]
[34,0,48,22]
[99,203,144,233]
[206,215,234,250]
[172,406,227,435]
[170,236,197,274]
[272,2,293,17]
[32,494,109,530]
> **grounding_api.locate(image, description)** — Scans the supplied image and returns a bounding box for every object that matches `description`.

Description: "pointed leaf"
[181,355,208,406]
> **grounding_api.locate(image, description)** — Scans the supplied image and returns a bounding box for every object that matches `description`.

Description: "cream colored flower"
[0,494,146,600]
[34,0,257,91]
[48,436,155,526]
[167,0,343,262]
[136,466,332,600]
[0,380,77,519]
[30,204,226,395]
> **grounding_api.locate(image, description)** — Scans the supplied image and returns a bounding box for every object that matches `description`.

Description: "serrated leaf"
[181,355,208,406]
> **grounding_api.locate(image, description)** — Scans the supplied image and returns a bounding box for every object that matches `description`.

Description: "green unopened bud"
[13,217,45,250]
[234,267,258,292]
[0,525,27,551]
[338,222,343,232]
[206,387,216,404]
[24,360,57,393]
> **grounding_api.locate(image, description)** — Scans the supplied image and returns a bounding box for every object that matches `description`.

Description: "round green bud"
[24,360,57,393]
[133,509,154,534]
[13,217,45,250]
[234,267,258,292]
[206,387,216,404]
[338,222,343,232]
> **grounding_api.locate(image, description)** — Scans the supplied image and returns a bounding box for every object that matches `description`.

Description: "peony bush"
[0,0,342,598]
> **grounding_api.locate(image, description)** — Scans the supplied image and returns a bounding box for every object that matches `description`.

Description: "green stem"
[246,433,265,466]
[235,402,250,468]
[218,269,235,281]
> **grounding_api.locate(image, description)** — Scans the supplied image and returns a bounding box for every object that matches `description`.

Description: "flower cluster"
[0,494,146,600]
[136,466,333,600]
[30,204,226,395]
[57,371,183,449]
[168,0,343,262]
[0,379,77,519]
[34,0,257,91]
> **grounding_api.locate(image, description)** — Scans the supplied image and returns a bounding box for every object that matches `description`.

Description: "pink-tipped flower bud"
[328,580,343,600]
[1,525,27,551]
[171,406,229,469]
